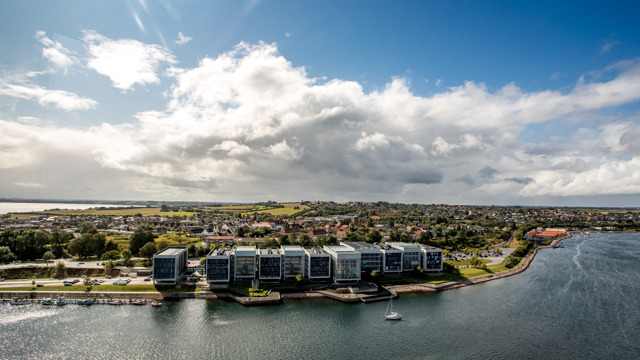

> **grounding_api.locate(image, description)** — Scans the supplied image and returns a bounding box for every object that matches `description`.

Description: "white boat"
[108,299,124,305]
[385,295,402,320]
[42,298,55,306]
[56,296,68,306]
[151,300,162,307]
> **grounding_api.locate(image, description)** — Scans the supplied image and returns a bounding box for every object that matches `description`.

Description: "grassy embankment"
[0,284,201,293]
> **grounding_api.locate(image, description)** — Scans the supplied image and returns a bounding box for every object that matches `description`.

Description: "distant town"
[1,201,637,304]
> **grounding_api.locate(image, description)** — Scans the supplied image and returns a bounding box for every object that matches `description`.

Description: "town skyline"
[1,1,640,207]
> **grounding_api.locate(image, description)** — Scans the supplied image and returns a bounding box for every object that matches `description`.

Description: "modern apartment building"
[419,245,444,272]
[323,245,361,282]
[388,242,422,272]
[152,247,188,285]
[303,247,331,281]
[258,247,282,281]
[341,241,383,273]
[233,245,257,282]
[205,247,232,283]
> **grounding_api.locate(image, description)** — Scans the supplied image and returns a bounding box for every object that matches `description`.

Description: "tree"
[140,242,157,260]
[101,250,120,260]
[366,230,383,243]
[299,234,312,247]
[0,246,16,263]
[78,221,97,235]
[199,257,206,265]
[295,273,303,285]
[122,249,132,260]
[129,227,155,256]
[43,251,55,264]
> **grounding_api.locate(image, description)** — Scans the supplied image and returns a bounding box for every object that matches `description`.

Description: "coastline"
[0,234,572,304]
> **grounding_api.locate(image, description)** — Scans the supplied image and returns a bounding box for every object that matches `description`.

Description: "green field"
[208,202,309,216]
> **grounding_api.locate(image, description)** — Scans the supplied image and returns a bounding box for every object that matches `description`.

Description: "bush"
[504,255,521,268]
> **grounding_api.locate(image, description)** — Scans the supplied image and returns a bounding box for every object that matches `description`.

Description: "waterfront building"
[233,245,257,282]
[205,247,232,284]
[341,241,383,273]
[323,245,361,282]
[388,242,422,272]
[419,245,443,272]
[259,248,282,281]
[152,247,188,285]
[377,243,403,274]
[282,245,305,280]
[303,247,331,281]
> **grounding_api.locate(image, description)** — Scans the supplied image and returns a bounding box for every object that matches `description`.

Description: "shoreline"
[0,234,572,304]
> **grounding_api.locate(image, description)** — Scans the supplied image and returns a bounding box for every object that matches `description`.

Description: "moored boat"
[56,296,68,306]
[131,299,147,306]
[151,300,162,307]
[42,298,55,306]
[10,298,31,305]
[77,298,95,306]
[108,299,124,305]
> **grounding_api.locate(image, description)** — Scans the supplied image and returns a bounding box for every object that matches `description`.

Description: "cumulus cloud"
[2,40,640,204]
[83,30,176,91]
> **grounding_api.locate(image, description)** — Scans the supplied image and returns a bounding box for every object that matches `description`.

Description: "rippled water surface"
[2,232,639,359]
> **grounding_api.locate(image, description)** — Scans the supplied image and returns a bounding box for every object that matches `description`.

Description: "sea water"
[1,232,639,359]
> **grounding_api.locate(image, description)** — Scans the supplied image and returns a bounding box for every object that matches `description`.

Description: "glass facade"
[206,258,229,281]
[235,256,255,278]
[402,251,421,271]
[153,258,175,279]
[309,257,330,278]
[284,256,304,278]
[384,252,402,272]
[425,251,443,271]
[360,253,382,272]
[260,257,281,279]
[335,258,360,280]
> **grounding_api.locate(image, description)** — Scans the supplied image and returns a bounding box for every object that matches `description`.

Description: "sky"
[1,0,640,207]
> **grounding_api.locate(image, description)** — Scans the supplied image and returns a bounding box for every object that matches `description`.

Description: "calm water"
[1,232,639,359]
[0,202,128,214]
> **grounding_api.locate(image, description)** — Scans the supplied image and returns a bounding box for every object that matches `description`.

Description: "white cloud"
[83,30,177,91]
[3,40,640,204]
[175,32,192,45]
[0,83,98,111]
[35,31,76,72]
[14,182,44,189]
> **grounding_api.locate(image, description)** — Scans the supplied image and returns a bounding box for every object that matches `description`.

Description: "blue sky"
[1,0,640,206]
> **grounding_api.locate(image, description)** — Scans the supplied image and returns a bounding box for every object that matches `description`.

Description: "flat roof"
[235,245,256,252]
[156,247,187,256]
[207,247,231,257]
[324,245,357,253]
[259,248,282,255]
[341,241,376,250]
[304,247,329,255]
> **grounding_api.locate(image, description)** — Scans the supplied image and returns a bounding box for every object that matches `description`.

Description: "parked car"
[105,275,112,279]
[0,278,5,281]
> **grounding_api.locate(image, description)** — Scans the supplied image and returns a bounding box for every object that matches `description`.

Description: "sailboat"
[385,295,402,320]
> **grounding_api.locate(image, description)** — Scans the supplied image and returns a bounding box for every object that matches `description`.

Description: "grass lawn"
[444,258,492,267]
